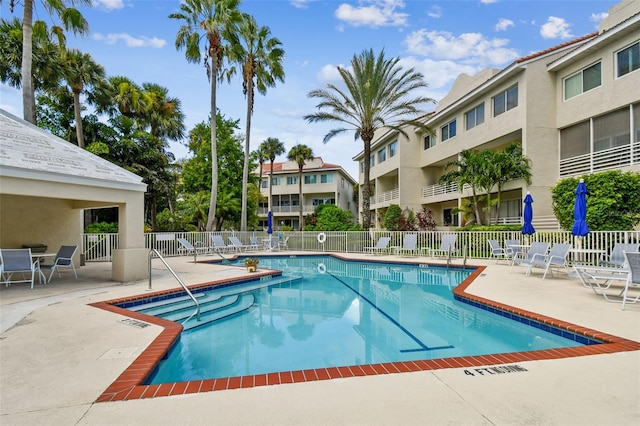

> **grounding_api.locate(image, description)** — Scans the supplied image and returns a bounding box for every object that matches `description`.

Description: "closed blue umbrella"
[571,179,590,237]
[522,192,535,235]
[267,211,273,235]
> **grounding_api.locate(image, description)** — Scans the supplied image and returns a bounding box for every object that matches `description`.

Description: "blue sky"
[0,0,618,179]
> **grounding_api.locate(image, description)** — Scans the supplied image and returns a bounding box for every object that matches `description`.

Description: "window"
[493,84,518,116]
[465,103,485,130]
[377,148,386,163]
[369,154,375,168]
[388,140,397,157]
[443,208,459,227]
[261,179,268,188]
[423,134,435,150]
[441,120,457,141]
[359,161,364,173]
[564,62,601,100]
[286,176,298,185]
[320,173,333,183]
[272,177,283,186]
[617,41,639,77]
[593,107,630,151]
[304,175,317,184]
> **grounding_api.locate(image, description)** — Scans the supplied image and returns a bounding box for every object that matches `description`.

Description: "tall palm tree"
[170,0,243,232]
[287,144,314,231]
[304,48,435,229]
[140,82,186,142]
[228,15,285,232]
[259,137,285,214]
[7,0,90,123]
[63,48,105,148]
[438,149,487,225]
[493,142,532,222]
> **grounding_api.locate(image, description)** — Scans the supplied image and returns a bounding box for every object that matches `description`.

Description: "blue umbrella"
[267,211,273,235]
[521,192,535,235]
[571,179,590,237]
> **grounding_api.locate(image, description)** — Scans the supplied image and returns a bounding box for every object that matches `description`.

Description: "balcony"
[258,205,320,215]
[369,188,399,207]
[420,182,459,198]
[559,141,639,178]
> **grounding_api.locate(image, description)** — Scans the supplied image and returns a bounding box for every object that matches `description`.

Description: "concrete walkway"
[1,253,638,425]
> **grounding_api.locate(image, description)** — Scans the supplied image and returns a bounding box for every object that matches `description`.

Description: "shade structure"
[521,192,535,235]
[571,179,590,237]
[267,211,273,235]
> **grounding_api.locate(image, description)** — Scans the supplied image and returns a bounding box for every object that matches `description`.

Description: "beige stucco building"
[256,157,357,230]
[354,0,640,229]
[0,109,148,282]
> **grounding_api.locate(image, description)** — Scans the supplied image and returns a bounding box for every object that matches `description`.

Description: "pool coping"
[90,255,640,402]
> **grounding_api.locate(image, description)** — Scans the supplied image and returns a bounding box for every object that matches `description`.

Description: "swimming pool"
[121,255,588,385]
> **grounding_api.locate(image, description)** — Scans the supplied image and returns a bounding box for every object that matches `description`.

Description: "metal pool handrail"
[148,249,200,321]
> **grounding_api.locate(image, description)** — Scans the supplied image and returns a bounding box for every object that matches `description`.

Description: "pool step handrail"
[148,249,200,321]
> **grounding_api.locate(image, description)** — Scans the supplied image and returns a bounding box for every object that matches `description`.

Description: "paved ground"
[1,252,638,426]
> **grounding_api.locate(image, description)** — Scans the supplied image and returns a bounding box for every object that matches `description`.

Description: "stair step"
[160,294,240,322]
[128,292,208,313]
[135,293,218,317]
[182,293,255,331]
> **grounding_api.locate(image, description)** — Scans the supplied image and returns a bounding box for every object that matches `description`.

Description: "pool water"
[140,256,583,384]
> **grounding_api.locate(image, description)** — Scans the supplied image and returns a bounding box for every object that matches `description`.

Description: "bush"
[85,221,118,233]
[304,204,361,231]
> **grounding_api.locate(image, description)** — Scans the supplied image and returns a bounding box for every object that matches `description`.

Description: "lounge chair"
[211,235,234,253]
[177,238,208,256]
[0,248,36,289]
[510,241,550,274]
[364,237,391,255]
[505,239,524,263]
[488,239,508,262]
[599,243,640,267]
[393,234,418,257]
[40,245,78,283]
[277,236,289,250]
[622,252,640,310]
[423,234,457,258]
[572,263,630,300]
[228,236,251,252]
[248,237,261,252]
[521,242,571,279]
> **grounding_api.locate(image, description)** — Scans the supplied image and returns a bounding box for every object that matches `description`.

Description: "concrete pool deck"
[1,252,638,425]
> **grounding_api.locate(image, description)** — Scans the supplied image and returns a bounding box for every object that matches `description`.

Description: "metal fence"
[82,230,640,263]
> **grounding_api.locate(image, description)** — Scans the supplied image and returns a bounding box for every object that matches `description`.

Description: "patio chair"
[504,239,524,263]
[364,236,391,255]
[510,241,550,274]
[488,239,508,263]
[572,263,630,300]
[423,234,458,258]
[277,236,289,250]
[0,248,36,289]
[393,234,418,257]
[228,236,251,252]
[40,245,78,283]
[177,238,208,256]
[522,242,572,279]
[622,252,640,310]
[210,235,234,253]
[248,237,261,252]
[599,243,640,268]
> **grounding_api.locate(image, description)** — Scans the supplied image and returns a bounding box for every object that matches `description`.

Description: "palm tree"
[304,48,435,229]
[493,142,532,222]
[439,149,487,225]
[183,191,210,231]
[228,15,285,232]
[259,137,285,214]
[63,48,105,148]
[140,82,186,142]
[7,0,90,123]
[170,0,243,232]
[287,144,314,231]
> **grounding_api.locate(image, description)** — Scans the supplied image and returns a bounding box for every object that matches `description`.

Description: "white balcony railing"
[559,142,639,178]
[420,182,459,198]
[369,188,399,206]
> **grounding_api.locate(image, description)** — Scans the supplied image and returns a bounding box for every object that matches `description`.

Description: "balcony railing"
[420,182,459,198]
[559,141,639,178]
[258,205,319,215]
[370,188,399,206]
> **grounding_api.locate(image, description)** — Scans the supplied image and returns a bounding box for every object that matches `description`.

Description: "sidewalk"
[1,254,638,425]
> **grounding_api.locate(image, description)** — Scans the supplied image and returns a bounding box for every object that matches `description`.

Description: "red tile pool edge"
[91,262,640,402]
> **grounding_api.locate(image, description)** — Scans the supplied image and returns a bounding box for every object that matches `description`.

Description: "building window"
[593,107,630,152]
[272,177,283,186]
[369,154,375,168]
[320,173,333,183]
[423,134,435,150]
[286,176,298,185]
[359,161,364,173]
[304,175,317,184]
[441,120,457,141]
[261,179,268,188]
[443,208,459,227]
[388,140,397,157]
[377,148,386,163]
[564,62,601,100]
[465,103,485,130]
[617,41,639,77]
[493,84,518,116]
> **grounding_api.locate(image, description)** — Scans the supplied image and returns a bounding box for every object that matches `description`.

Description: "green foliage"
[416,206,437,231]
[304,204,361,231]
[85,221,118,233]
[461,224,522,232]
[384,204,403,230]
[551,170,640,231]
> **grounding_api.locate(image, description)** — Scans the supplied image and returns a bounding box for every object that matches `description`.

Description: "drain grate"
[120,318,150,328]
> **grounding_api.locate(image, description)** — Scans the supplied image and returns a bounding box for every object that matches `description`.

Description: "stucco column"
[112,192,149,283]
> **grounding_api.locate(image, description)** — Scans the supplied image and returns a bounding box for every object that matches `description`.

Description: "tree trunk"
[206,56,218,232]
[361,139,372,229]
[73,89,85,148]
[298,167,303,231]
[241,82,253,231]
[21,0,35,123]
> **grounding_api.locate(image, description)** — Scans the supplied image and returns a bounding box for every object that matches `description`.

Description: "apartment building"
[256,157,357,230]
[354,0,640,230]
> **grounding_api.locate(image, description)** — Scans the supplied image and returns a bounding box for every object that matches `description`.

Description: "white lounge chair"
[40,245,78,283]
[393,234,418,257]
[622,252,640,310]
[510,241,550,274]
[211,235,234,253]
[364,237,391,255]
[277,236,289,250]
[599,243,640,268]
[248,237,261,252]
[488,239,508,263]
[0,248,36,289]
[177,238,208,256]
[228,236,251,252]
[521,242,571,279]
[572,263,630,300]
[424,234,457,258]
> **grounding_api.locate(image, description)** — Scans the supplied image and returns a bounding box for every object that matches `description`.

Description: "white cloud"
[404,30,519,68]
[480,0,498,4]
[94,0,125,11]
[335,0,409,28]
[316,64,349,83]
[398,57,478,90]
[495,18,514,32]
[540,16,573,39]
[93,33,166,48]
[290,0,314,9]
[590,12,608,23]
[427,6,442,19]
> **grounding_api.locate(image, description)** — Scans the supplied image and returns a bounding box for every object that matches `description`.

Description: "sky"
[0,0,619,179]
